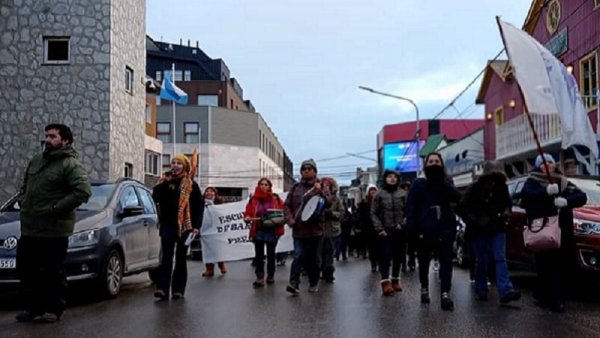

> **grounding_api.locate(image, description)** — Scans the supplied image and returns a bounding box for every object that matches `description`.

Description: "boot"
[218,262,227,274]
[391,278,402,292]
[380,279,394,296]
[202,263,214,277]
[441,292,454,311]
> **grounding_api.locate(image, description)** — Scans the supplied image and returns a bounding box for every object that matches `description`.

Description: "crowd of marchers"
[13,123,584,325]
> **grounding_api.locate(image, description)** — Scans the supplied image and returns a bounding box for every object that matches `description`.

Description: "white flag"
[497,18,597,159]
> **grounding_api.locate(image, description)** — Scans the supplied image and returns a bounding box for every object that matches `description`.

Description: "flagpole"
[496,16,552,181]
[172,63,176,157]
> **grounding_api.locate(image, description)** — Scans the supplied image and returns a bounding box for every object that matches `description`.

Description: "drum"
[300,195,325,222]
[261,209,286,228]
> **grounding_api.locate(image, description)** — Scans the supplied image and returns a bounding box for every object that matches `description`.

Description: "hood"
[367,184,378,193]
[321,177,339,193]
[381,170,400,190]
[43,146,79,160]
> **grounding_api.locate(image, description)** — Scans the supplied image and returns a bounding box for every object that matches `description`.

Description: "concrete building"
[0,0,147,202]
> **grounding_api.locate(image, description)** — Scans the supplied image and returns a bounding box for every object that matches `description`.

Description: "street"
[1,258,600,338]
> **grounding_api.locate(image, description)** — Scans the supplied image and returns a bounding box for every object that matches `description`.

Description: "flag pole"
[496,16,552,181]
[172,63,176,157]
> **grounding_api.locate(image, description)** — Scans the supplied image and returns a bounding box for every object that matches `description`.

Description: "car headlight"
[68,230,99,248]
[573,219,600,235]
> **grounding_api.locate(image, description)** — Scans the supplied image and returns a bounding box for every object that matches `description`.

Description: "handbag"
[523,215,561,252]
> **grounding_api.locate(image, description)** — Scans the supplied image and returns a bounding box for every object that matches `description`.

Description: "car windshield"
[77,184,116,211]
[569,178,600,206]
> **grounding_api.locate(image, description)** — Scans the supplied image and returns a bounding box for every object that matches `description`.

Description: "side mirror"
[121,205,144,218]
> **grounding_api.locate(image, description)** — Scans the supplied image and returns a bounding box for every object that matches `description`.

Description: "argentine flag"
[160,71,188,105]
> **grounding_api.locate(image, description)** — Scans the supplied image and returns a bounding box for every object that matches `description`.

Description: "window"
[184,122,200,144]
[162,154,171,170]
[494,107,504,126]
[197,95,219,106]
[155,70,162,82]
[165,70,182,81]
[184,70,191,81]
[157,122,171,143]
[145,104,152,124]
[125,66,133,94]
[119,186,139,208]
[580,51,598,110]
[43,37,70,64]
[145,152,159,176]
[124,163,133,178]
[155,95,161,106]
[137,188,156,214]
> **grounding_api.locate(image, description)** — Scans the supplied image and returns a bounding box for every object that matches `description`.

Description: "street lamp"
[358,86,421,176]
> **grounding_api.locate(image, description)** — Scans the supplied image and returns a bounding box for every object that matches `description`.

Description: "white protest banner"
[200,193,293,263]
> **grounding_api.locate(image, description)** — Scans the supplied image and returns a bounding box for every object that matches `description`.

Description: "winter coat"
[152,177,204,238]
[520,171,586,248]
[323,196,343,238]
[459,171,511,236]
[284,178,331,238]
[370,188,406,234]
[19,147,91,238]
[245,189,285,240]
[405,177,461,243]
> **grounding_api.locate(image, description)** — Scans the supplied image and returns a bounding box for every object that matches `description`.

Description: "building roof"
[475,60,509,104]
[523,0,545,34]
[419,134,447,157]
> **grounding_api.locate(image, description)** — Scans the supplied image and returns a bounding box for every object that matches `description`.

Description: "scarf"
[171,171,193,238]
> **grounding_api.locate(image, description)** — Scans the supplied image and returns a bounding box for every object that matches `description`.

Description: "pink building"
[477,0,599,176]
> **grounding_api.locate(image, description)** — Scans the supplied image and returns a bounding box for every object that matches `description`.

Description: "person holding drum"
[405,152,461,311]
[370,170,406,296]
[284,159,330,295]
[320,177,343,283]
[244,178,286,288]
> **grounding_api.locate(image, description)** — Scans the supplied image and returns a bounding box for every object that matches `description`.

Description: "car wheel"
[99,249,123,299]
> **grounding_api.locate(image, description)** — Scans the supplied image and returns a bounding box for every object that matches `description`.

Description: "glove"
[554,197,568,208]
[546,184,559,196]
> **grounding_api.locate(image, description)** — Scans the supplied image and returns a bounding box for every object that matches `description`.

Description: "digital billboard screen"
[383,141,425,173]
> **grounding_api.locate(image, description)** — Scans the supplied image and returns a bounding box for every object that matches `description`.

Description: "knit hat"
[300,158,317,173]
[535,154,555,169]
[367,184,378,193]
[172,153,191,173]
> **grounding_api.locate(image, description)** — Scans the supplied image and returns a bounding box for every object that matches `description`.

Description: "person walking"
[284,159,330,295]
[244,178,286,288]
[201,187,227,277]
[152,154,203,300]
[16,123,91,323]
[320,177,343,283]
[520,154,586,313]
[359,184,379,272]
[459,161,521,304]
[371,170,406,296]
[406,152,461,311]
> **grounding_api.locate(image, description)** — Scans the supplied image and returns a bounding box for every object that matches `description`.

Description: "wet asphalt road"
[1,258,600,338]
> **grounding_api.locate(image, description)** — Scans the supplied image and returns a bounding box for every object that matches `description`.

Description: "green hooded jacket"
[19,147,91,238]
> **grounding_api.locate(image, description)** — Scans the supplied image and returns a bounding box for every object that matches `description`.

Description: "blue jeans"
[472,232,515,298]
[289,237,323,287]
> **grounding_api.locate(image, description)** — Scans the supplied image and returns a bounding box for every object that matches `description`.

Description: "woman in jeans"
[244,178,285,287]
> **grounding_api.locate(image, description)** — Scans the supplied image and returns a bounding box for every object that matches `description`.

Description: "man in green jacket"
[16,123,91,323]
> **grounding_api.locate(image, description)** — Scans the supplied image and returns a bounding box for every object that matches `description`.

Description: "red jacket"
[245,188,285,240]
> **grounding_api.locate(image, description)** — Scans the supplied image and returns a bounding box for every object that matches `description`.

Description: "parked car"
[0,178,161,298]
[505,176,600,276]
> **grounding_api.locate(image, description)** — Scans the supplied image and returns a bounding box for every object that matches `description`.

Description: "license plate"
[0,258,16,269]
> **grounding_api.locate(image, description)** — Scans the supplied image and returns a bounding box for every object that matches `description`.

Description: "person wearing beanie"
[370,170,406,296]
[358,184,379,272]
[520,153,586,313]
[152,154,204,300]
[202,187,227,277]
[319,177,343,283]
[284,158,331,295]
[405,152,461,311]
[459,161,521,304]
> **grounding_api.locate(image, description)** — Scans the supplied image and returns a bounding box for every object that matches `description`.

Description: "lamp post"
[358,86,421,176]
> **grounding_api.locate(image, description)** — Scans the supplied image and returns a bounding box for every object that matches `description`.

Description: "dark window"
[124,163,133,177]
[125,66,133,93]
[428,119,440,136]
[44,37,70,63]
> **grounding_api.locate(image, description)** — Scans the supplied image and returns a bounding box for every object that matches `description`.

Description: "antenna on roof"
[196,41,199,48]
[179,38,182,45]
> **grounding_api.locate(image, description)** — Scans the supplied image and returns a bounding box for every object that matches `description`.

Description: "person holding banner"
[152,154,203,300]
[284,159,331,295]
[202,187,227,277]
[520,154,586,313]
[320,177,343,283]
[244,178,286,288]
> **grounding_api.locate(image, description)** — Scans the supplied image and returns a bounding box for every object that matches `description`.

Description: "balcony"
[495,113,561,160]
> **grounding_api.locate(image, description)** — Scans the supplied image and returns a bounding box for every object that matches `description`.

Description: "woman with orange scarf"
[244,178,285,288]
[152,154,203,300]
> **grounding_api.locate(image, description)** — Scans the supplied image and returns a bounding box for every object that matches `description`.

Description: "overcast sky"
[146,1,531,183]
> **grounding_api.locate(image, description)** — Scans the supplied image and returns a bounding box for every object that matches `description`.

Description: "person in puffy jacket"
[460,160,521,304]
[406,152,461,311]
[520,153,586,313]
[371,170,406,296]
[244,177,285,288]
